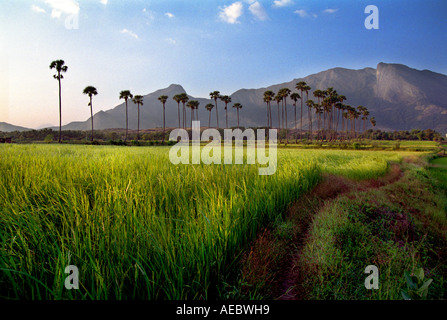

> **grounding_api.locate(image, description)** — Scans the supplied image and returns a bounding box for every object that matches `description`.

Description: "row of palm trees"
[263,82,376,143]
[50,60,245,143]
[50,59,374,144]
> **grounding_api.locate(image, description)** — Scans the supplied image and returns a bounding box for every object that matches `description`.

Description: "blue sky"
[1,0,446,128]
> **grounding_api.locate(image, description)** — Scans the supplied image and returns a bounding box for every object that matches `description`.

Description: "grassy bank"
[300,156,447,299]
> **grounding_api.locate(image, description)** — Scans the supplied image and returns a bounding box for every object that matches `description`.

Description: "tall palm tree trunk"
[125,100,128,142]
[237,108,240,128]
[90,97,94,142]
[163,104,166,142]
[58,75,62,143]
[300,95,303,141]
[285,101,288,144]
[137,103,140,141]
[177,102,181,128]
[294,104,297,144]
[215,99,219,129]
[266,103,269,128]
[277,102,280,130]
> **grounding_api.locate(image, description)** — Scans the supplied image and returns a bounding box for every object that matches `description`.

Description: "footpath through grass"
[236,154,447,300]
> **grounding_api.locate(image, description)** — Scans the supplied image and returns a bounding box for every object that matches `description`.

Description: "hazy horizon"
[1,0,446,129]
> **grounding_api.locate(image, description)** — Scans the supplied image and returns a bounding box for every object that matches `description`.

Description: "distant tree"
[274,93,282,131]
[370,116,376,129]
[173,94,183,128]
[82,86,98,142]
[359,106,370,134]
[279,88,291,144]
[119,90,133,142]
[187,100,200,129]
[295,81,308,141]
[220,95,232,128]
[205,103,214,128]
[303,85,312,140]
[290,92,300,142]
[263,90,275,129]
[210,91,221,128]
[49,59,68,143]
[132,95,144,140]
[233,103,243,128]
[158,95,168,142]
[180,93,189,129]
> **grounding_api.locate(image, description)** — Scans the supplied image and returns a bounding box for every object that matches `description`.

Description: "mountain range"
[2,63,447,133]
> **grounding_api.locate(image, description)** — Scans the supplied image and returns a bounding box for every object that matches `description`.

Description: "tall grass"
[0,145,410,299]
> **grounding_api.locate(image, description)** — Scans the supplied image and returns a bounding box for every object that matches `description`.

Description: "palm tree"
[220,95,232,128]
[370,117,376,130]
[205,103,214,128]
[335,95,346,139]
[173,94,182,128]
[306,100,315,141]
[295,81,308,141]
[158,95,168,142]
[313,90,325,141]
[83,86,98,142]
[274,94,282,131]
[233,103,242,128]
[313,102,323,141]
[263,90,275,129]
[180,93,189,129]
[119,90,133,142]
[210,91,221,128]
[187,100,199,129]
[358,106,370,134]
[279,88,291,144]
[290,92,300,143]
[346,105,356,140]
[49,60,68,143]
[303,85,312,140]
[132,95,144,141]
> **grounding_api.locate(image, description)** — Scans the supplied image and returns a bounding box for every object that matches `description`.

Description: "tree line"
[50,59,378,145]
[263,82,376,144]
[50,59,246,144]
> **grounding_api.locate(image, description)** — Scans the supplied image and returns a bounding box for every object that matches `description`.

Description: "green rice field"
[0,144,426,299]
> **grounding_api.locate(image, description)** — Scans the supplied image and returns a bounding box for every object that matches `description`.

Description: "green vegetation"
[300,159,447,299]
[0,145,414,300]
[402,267,433,300]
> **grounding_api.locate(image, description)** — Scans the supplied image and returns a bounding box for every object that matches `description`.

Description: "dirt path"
[273,164,403,300]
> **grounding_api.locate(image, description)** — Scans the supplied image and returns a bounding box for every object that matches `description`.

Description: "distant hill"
[37,63,447,134]
[0,122,32,133]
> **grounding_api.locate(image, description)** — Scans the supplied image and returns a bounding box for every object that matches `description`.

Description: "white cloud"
[100,0,108,5]
[165,12,174,18]
[249,1,268,21]
[44,0,79,16]
[272,0,293,8]
[294,9,307,18]
[324,8,338,14]
[166,38,176,45]
[293,9,318,18]
[219,2,244,24]
[31,5,46,13]
[120,29,139,39]
[143,8,155,21]
[51,10,62,18]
